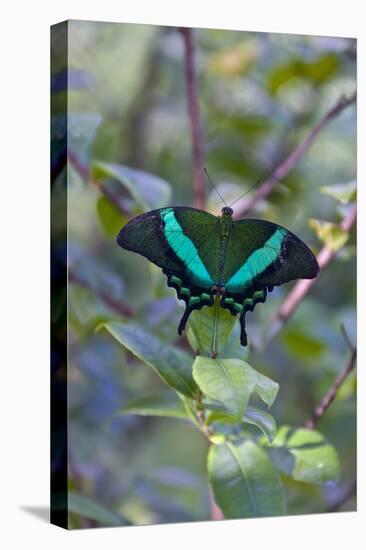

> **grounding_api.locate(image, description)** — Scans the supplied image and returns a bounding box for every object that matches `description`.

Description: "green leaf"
[208,441,286,518]
[193,357,256,419]
[268,54,339,94]
[270,426,341,485]
[187,305,246,359]
[243,406,277,443]
[254,370,280,407]
[115,392,188,419]
[309,218,349,252]
[320,181,357,204]
[68,114,102,162]
[91,161,171,211]
[97,195,126,236]
[100,321,198,398]
[192,357,279,419]
[68,491,128,526]
[206,405,277,443]
[283,328,327,360]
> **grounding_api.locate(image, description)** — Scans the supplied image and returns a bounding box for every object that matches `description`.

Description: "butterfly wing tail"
[177,307,191,335]
[239,314,248,346]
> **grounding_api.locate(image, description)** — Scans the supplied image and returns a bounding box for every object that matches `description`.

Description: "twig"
[340,322,354,352]
[68,149,131,217]
[180,27,206,209]
[269,203,356,341]
[69,267,133,318]
[210,490,225,521]
[195,390,213,440]
[326,480,357,513]
[233,92,357,219]
[305,346,356,429]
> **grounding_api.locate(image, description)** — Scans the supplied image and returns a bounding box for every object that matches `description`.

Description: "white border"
[1,1,363,548]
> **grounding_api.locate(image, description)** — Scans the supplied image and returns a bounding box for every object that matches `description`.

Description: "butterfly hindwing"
[220,219,319,345]
[117,207,220,332]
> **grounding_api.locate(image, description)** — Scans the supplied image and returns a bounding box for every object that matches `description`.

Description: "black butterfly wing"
[117,207,221,332]
[220,219,319,345]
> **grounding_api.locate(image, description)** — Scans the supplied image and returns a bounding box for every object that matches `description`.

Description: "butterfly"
[117,205,319,347]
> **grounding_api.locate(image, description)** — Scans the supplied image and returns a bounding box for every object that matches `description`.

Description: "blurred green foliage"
[54,20,356,527]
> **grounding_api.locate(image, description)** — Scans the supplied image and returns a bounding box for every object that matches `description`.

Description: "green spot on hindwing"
[170,275,182,287]
[243,297,253,308]
[253,290,265,301]
[179,287,190,297]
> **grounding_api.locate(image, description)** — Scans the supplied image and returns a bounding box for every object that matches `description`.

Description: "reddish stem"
[233,92,356,219]
[305,347,356,429]
[180,27,206,209]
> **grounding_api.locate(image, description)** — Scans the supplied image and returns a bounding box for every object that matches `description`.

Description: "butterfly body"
[117,206,319,347]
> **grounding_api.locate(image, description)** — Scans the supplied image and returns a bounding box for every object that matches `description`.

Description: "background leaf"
[68,491,129,526]
[320,181,356,204]
[91,161,172,211]
[115,392,188,419]
[101,321,198,398]
[97,195,126,236]
[309,218,349,252]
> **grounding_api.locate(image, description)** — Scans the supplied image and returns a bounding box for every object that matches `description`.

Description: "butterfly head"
[221,206,233,217]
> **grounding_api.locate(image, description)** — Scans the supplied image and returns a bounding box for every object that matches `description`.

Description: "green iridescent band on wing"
[225,228,286,292]
[161,208,213,287]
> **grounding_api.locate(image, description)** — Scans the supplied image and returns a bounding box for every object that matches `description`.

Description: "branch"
[69,267,133,318]
[306,346,356,429]
[180,27,206,209]
[268,203,356,342]
[233,91,357,219]
[68,149,131,218]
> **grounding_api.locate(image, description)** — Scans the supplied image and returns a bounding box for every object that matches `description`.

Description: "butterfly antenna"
[229,178,263,208]
[204,167,227,207]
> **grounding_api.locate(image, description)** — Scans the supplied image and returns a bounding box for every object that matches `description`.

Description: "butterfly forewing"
[118,207,222,333]
[222,219,319,291]
[118,207,220,285]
